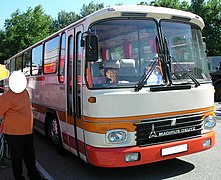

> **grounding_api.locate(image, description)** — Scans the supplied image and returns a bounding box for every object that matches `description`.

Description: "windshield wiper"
[170,56,200,87]
[134,56,158,92]
[163,37,200,87]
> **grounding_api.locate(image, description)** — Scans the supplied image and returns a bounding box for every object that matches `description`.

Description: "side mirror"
[85,34,98,62]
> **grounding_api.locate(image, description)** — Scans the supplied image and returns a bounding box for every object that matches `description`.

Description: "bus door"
[66,25,84,158]
[75,25,85,160]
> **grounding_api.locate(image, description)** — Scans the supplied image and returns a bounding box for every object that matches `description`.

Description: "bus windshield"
[86,19,162,88]
[160,21,210,84]
[86,19,210,89]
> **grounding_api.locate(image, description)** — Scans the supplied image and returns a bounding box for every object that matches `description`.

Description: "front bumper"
[86,130,215,167]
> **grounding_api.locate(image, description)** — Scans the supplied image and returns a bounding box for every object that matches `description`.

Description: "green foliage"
[79,1,104,17]
[196,0,221,56]
[1,0,221,64]
[51,11,80,32]
[141,0,221,56]
[148,0,184,9]
[50,1,103,33]
[0,30,8,61]
[0,5,53,63]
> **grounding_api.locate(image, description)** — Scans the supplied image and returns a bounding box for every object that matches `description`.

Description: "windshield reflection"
[86,19,210,89]
[160,21,210,83]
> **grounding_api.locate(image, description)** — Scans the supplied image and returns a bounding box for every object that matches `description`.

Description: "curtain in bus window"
[77,32,82,88]
[68,36,73,92]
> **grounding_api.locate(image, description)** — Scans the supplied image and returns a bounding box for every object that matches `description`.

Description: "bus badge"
[149,124,157,138]
[170,118,177,126]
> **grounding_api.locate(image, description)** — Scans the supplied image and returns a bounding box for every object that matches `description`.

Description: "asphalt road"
[1,106,221,180]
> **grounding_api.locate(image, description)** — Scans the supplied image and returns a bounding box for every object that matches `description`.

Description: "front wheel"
[46,115,64,154]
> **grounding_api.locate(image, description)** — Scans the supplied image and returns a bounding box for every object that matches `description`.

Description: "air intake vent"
[122,12,147,17]
[135,113,203,146]
[171,15,191,21]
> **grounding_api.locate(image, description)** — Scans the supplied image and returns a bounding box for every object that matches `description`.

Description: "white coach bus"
[4,5,216,167]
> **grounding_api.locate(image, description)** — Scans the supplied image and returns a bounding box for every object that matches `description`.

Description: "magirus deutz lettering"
[158,127,196,137]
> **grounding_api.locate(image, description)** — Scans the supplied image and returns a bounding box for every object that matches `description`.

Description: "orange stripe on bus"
[82,106,214,133]
[83,106,214,123]
[32,103,83,126]
[31,103,214,134]
[57,111,66,122]
[84,121,135,133]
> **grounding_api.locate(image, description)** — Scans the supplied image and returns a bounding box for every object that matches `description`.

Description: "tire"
[45,115,64,154]
[214,83,221,102]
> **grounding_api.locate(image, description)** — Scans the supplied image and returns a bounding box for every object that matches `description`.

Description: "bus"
[4,5,216,167]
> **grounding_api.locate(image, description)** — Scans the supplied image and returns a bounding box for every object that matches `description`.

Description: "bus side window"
[16,55,22,71]
[10,58,16,72]
[59,33,66,83]
[23,50,31,76]
[32,44,43,75]
[44,36,60,74]
[67,35,73,115]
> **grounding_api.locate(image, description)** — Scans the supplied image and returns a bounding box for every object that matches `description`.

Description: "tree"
[140,0,221,56]
[143,0,189,10]
[79,1,104,18]
[191,0,221,56]
[1,0,221,64]
[0,5,53,62]
[0,30,8,62]
[51,11,80,32]
[189,0,206,15]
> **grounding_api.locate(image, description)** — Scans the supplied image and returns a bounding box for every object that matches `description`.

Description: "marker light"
[106,129,127,143]
[203,139,211,147]
[125,152,140,162]
[88,97,96,103]
[204,116,216,130]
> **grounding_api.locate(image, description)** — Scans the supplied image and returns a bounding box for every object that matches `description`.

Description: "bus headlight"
[106,129,127,143]
[204,116,216,130]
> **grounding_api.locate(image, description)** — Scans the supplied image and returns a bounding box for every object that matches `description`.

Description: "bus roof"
[4,5,204,62]
[86,5,204,29]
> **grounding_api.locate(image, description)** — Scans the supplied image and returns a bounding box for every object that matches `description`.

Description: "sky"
[0,0,148,30]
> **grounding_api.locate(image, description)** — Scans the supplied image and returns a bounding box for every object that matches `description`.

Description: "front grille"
[135,113,203,146]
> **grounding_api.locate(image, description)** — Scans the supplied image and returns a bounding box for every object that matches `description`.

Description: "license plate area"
[161,144,188,156]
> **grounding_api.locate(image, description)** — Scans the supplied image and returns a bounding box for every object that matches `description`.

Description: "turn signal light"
[88,97,96,103]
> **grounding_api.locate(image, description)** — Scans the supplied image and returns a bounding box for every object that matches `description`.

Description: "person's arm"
[0,91,11,116]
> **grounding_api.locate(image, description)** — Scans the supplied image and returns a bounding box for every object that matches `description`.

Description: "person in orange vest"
[0,69,42,180]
